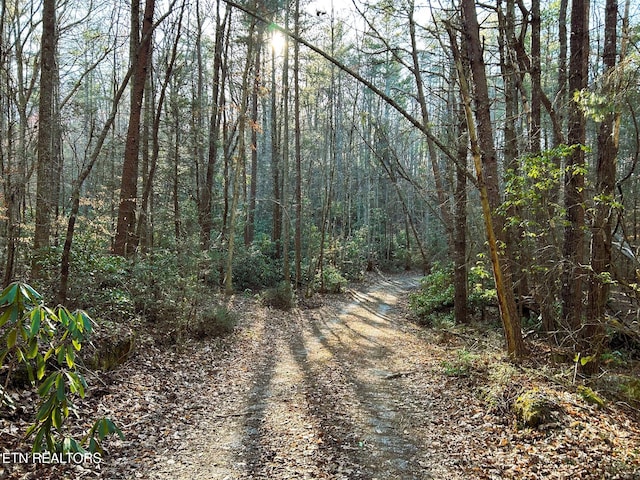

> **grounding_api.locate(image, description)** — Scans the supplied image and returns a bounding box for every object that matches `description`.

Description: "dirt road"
[93,273,639,480]
[4,273,640,479]
[137,274,462,480]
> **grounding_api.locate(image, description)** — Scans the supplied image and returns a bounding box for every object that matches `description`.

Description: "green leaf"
[6,328,18,349]
[580,355,595,366]
[106,418,125,440]
[0,283,19,306]
[0,306,18,328]
[65,348,75,369]
[25,423,38,438]
[57,346,66,365]
[36,395,55,421]
[36,355,46,380]
[79,310,93,334]
[19,283,42,305]
[52,406,63,429]
[56,374,65,401]
[33,425,46,452]
[27,337,39,359]
[38,372,58,397]
[29,309,43,338]
[58,307,71,328]
[98,419,108,439]
[72,338,81,351]
[66,371,86,397]
[25,363,35,384]
[88,437,100,454]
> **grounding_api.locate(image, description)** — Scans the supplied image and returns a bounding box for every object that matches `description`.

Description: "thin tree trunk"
[584,0,619,374]
[530,0,541,153]
[245,28,263,246]
[172,91,182,241]
[199,1,228,251]
[271,43,282,258]
[408,1,454,264]
[225,16,256,294]
[58,66,135,304]
[136,2,185,251]
[281,9,290,283]
[454,104,468,324]
[294,0,302,287]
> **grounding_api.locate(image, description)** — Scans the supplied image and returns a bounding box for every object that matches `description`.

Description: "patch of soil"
[1,273,640,479]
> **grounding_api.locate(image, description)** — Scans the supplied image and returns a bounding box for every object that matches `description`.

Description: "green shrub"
[317,265,348,293]
[0,282,123,453]
[468,259,497,311]
[409,263,455,322]
[408,261,497,324]
[129,249,199,323]
[189,305,237,338]
[231,244,282,291]
[262,281,295,310]
[441,349,476,377]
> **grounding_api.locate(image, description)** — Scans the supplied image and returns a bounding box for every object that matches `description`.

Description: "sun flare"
[270,31,286,54]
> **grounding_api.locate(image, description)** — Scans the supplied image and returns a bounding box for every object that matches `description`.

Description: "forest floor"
[2,272,640,479]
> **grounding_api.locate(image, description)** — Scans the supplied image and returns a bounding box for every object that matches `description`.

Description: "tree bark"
[408,0,454,264]
[584,0,618,374]
[294,0,303,287]
[561,0,589,336]
[113,0,155,257]
[454,105,468,324]
[450,4,525,357]
[245,27,263,246]
[59,65,136,304]
[199,1,228,251]
[281,9,291,283]
[224,15,256,294]
[271,42,282,258]
[33,0,57,270]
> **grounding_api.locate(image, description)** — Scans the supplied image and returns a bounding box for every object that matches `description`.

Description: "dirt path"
[4,273,639,479]
[136,274,463,480]
[87,273,639,480]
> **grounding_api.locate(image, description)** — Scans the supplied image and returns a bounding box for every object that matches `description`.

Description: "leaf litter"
[1,273,639,479]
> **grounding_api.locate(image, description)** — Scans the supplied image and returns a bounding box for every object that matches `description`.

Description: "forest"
[1,0,640,476]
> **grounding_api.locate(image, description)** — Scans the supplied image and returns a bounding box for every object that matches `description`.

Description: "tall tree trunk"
[224,14,256,294]
[281,9,290,283]
[451,2,525,357]
[584,0,619,374]
[408,0,453,265]
[530,0,541,153]
[271,42,282,258]
[59,67,136,304]
[113,0,155,257]
[198,1,228,251]
[245,28,263,246]
[454,105,468,324]
[562,0,589,337]
[294,0,302,287]
[33,0,57,272]
[172,91,182,242]
[498,0,527,318]
[136,2,185,253]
